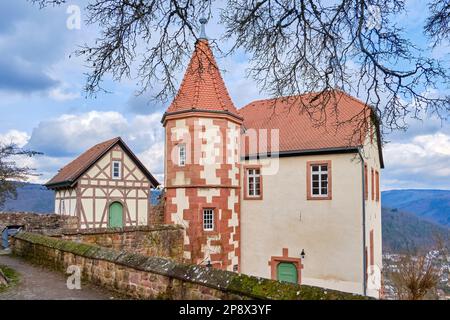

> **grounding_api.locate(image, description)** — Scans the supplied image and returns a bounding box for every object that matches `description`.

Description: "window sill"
[307,195,332,200]
[244,195,263,200]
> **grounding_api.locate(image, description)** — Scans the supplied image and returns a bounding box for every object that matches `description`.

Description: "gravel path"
[0,254,120,300]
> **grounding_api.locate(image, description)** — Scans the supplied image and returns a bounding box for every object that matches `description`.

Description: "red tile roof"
[166,39,240,117]
[45,137,159,188]
[240,91,383,167]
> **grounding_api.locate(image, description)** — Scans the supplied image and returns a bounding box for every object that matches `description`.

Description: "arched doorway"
[277,262,298,284]
[108,202,123,228]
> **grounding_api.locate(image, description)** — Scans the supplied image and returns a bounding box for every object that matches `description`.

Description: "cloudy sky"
[0,0,449,190]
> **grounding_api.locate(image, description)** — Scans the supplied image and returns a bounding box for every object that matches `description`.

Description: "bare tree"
[30,0,450,139]
[425,0,450,47]
[389,251,439,300]
[0,144,41,208]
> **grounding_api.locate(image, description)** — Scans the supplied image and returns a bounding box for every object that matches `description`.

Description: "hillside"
[382,189,450,227]
[382,207,450,253]
[0,183,54,213]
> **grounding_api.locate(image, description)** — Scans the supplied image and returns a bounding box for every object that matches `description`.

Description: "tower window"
[178,144,186,166]
[112,161,121,179]
[203,208,214,231]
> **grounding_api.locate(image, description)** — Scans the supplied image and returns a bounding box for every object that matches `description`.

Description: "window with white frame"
[112,161,121,179]
[178,144,186,166]
[203,208,214,231]
[311,164,328,196]
[247,168,261,197]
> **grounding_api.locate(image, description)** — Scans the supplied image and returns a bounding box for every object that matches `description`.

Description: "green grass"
[0,265,20,292]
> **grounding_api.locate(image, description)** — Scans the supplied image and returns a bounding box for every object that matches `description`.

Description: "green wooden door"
[277,262,298,284]
[108,202,123,228]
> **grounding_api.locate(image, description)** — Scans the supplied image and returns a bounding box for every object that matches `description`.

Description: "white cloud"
[383,133,450,190]
[27,111,129,156]
[22,110,164,183]
[49,86,80,102]
[0,129,30,147]
[138,141,165,184]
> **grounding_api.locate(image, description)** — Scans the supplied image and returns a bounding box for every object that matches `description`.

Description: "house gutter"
[358,147,367,296]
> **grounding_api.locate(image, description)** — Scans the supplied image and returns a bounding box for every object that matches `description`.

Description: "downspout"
[358,148,367,296]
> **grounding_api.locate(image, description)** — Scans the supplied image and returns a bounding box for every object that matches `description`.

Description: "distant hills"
[0,183,54,213]
[382,207,450,253]
[382,189,450,227]
[381,189,450,253]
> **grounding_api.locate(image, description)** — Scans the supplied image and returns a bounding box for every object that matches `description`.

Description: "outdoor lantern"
[300,249,306,259]
[206,260,212,268]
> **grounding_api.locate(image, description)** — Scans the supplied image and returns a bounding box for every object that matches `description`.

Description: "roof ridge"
[45,137,121,186]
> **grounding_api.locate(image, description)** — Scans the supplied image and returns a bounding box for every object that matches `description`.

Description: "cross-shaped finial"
[199,17,208,40]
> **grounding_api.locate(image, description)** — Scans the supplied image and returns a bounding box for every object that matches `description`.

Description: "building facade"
[46,137,159,229]
[162,23,383,298]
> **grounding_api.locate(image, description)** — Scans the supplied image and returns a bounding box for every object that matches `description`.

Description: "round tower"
[162,19,242,271]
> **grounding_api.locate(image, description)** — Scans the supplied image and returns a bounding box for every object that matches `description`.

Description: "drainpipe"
[358,148,367,296]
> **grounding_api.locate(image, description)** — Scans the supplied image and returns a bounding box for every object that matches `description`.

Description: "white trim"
[247,168,261,197]
[112,160,122,179]
[203,208,214,231]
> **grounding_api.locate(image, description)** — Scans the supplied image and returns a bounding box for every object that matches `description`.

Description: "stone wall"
[12,232,368,300]
[0,212,78,232]
[50,225,183,262]
[149,197,165,226]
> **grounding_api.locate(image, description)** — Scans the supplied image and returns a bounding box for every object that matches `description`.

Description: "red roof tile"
[166,39,240,117]
[240,91,382,163]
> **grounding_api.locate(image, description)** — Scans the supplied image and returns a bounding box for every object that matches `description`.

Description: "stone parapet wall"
[50,225,183,262]
[0,212,78,232]
[12,232,368,300]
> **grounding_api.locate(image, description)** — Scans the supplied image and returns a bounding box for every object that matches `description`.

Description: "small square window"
[112,161,121,179]
[203,209,214,231]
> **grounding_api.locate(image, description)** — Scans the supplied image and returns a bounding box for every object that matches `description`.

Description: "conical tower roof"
[165,38,240,119]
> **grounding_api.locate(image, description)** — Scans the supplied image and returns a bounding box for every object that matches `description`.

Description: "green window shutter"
[277,262,298,284]
[108,202,123,228]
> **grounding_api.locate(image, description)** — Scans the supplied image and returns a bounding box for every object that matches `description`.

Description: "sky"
[0,0,449,190]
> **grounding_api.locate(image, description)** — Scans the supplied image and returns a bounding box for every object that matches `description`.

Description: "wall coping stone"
[45,224,183,236]
[13,231,369,300]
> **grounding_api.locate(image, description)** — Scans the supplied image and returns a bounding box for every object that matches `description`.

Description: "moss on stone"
[0,265,20,293]
[13,232,369,300]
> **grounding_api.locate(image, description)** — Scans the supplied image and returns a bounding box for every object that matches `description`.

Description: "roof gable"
[45,137,159,188]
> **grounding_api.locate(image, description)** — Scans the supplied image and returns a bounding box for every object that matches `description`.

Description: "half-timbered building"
[45,137,159,229]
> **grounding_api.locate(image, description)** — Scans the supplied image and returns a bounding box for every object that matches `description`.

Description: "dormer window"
[112,161,122,179]
[178,144,186,166]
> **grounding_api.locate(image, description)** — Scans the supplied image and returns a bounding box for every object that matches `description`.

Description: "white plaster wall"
[240,154,366,295]
[361,127,383,298]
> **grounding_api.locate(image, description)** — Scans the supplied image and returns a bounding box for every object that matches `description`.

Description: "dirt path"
[0,255,120,300]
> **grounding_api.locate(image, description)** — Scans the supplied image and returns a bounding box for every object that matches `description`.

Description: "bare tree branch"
[0,144,42,208]
[29,0,450,141]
